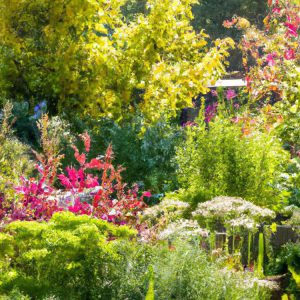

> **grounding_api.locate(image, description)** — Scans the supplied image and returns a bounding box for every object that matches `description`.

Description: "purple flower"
[225,89,237,101]
[34,104,40,112]
[205,102,218,122]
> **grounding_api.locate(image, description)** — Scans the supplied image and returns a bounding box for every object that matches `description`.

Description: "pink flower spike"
[142,191,152,198]
[245,76,251,87]
[225,89,237,101]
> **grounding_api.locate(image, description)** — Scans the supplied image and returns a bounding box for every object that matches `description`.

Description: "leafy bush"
[1,127,148,226]
[191,0,266,39]
[0,102,33,201]
[152,240,272,300]
[0,212,136,299]
[10,101,44,148]
[0,213,272,300]
[266,243,300,296]
[236,0,300,154]
[0,288,30,300]
[64,115,183,194]
[122,0,267,72]
[122,0,267,40]
[277,158,300,207]
[58,132,147,225]
[175,117,290,209]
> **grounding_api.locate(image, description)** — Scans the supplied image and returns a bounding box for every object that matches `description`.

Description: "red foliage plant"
[58,133,148,226]
[0,132,148,227]
[13,176,62,221]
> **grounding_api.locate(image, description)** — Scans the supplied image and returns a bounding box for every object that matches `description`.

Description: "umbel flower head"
[192,196,275,230]
[158,219,209,240]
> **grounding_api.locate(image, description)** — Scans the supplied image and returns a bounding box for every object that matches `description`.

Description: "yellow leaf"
[270,223,277,233]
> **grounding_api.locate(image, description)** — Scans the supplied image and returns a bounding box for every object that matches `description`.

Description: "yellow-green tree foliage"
[0,0,234,122]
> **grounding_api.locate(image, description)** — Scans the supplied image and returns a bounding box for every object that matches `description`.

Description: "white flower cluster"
[192,196,275,221]
[243,278,280,291]
[226,216,256,230]
[158,219,209,240]
[219,268,279,291]
[142,199,190,219]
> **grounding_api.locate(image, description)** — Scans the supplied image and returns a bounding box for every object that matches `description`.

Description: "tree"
[236,0,300,153]
[0,0,234,122]
[191,0,267,39]
[122,0,268,72]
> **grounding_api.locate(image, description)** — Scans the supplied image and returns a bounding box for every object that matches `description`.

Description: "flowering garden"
[0,0,299,299]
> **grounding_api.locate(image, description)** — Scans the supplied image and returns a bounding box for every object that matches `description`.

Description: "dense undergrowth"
[0,0,299,299]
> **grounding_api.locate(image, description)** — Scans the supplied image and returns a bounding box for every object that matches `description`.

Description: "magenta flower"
[142,191,152,198]
[284,22,298,37]
[225,89,237,101]
[284,48,296,60]
[205,102,218,122]
[266,53,277,66]
[68,198,92,215]
[272,7,281,14]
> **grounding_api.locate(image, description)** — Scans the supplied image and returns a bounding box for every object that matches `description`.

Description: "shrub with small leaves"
[0,212,136,299]
[0,102,33,202]
[175,117,290,210]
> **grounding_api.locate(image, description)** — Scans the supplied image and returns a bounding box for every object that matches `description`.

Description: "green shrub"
[121,0,267,72]
[0,212,136,299]
[266,243,300,297]
[63,115,183,194]
[0,212,273,300]
[152,240,271,300]
[0,0,233,122]
[0,102,33,199]
[280,158,300,207]
[175,117,290,209]
[0,288,30,300]
[112,240,271,300]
